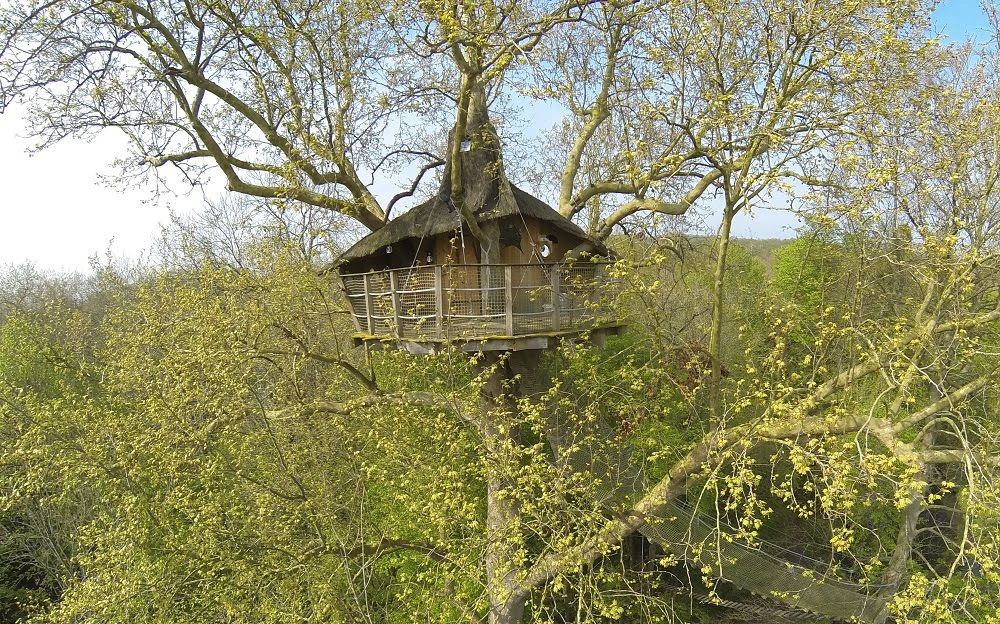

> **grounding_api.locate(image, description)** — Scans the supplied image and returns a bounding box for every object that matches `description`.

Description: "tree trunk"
[443,80,511,316]
[477,352,528,624]
[708,203,735,418]
[481,220,503,316]
[875,382,945,622]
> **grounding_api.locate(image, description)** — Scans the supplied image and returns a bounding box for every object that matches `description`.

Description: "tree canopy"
[0,0,929,237]
[5,1,1000,624]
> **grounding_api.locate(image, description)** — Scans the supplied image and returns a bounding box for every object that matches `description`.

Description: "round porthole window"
[539,242,552,258]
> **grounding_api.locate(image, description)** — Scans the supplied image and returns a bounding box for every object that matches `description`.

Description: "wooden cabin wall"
[539,222,587,263]
[340,218,594,328]
[432,230,482,317]
[341,235,451,275]
[433,230,478,266]
[498,217,543,297]
[340,217,589,275]
[497,216,586,265]
[495,217,589,317]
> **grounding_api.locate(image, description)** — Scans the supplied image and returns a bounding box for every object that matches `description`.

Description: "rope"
[686,591,827,621]
[668,497,892,588]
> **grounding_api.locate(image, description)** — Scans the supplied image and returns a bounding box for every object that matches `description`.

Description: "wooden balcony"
[340,263,623,352]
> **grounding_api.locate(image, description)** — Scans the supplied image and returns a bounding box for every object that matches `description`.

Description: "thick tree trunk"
[443,80,512,315]
[480,220,503,316]
[477,353,529,624]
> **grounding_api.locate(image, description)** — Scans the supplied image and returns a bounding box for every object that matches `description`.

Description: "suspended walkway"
[638,500,888,622]
[549,416,891,623]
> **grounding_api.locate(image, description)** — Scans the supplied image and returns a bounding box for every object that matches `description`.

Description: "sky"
[0,1,991,272]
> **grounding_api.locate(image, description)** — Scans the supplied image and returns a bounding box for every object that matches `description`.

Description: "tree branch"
[269,391,476,428]
[892,375,991,433]
[342,536,448,563]
[593,170,723,239]
[386,159,445,219]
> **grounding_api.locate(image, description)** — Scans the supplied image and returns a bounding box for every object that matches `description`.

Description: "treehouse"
[338,183,619,353]
[337,182,622,353]
[336,88,624,353]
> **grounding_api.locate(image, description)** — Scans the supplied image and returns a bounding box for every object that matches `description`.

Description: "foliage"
[772,235,842,320]
[6,1,1000,624]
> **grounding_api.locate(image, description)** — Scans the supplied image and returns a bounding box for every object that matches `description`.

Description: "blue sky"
[0,2,992,270]
[934,0,991,42]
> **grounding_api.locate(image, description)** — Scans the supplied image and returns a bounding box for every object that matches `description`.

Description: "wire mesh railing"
[340,262,620,340]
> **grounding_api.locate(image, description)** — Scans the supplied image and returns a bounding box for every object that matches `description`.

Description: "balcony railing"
[340,263,620,341]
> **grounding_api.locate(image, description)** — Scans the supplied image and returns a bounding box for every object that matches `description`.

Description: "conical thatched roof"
[337,183,607,264]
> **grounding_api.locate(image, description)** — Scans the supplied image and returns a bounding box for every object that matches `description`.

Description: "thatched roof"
[337,183,607,263]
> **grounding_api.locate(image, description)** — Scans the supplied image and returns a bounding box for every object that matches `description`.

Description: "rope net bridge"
[544,413,893,623]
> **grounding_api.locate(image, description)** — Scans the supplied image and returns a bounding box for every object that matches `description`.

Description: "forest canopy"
[3,1,1000,623]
